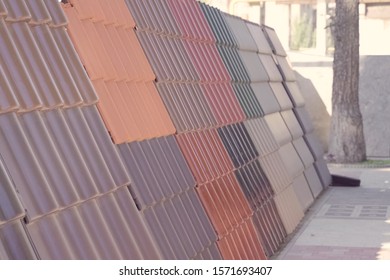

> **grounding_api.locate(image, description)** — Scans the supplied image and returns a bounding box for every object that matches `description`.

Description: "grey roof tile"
[258,54,283,82]
[278,143,305,180]
[224,14,257,51]
[262,26,287,57]
[270,82,293,110]
[314,158,332,188]
[163,199,197,258]
[292,137,315,168]
[119,142,167,209]
[259,151,292,194]
[276,56,296,81]
[265,112,292,147]
[0,156,25,224]
[143,206,178,259]
[2,0,31,22]
[239,50,269,82]
[25,0,51,25]
[31,24,88,106]
[43,0,67,27]
[106,188,161,259]
[0,113,59,219]
[0,0,7,17]
[19,112,79,207]
[81,106,130,187]
[250,83,281,115]
[27,187,161,259]
[0,19,43,111]
[292,173,314,211]
[304,164,324,198]
[0,220,37,259]
[294,106,315,133]
[43,110,100,200]
[274,185,304,234]
[246,22,272,54]
[304,131,325,160]
[119,136,195,210]
[281,109,304,139]
[7,22,65,109]
[244,117,279,157]
[185,188,218,245]
[0,64,19,114]
[62,107,120,193]
[170,194,204,256]
[50,27,98,105]
[284,81,305,108]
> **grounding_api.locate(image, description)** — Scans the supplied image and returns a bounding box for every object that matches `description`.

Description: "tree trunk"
[329,0,366,163]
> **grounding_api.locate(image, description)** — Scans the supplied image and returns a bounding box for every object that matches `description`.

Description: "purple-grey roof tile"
[0,220,37,259]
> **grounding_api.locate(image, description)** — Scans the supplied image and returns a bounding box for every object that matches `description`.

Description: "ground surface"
[276,167,390,260]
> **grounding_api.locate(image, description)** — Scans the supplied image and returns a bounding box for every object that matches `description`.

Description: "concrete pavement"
[275,167,390,260]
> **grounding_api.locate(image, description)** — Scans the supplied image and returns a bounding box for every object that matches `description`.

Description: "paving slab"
[276,167,390,260]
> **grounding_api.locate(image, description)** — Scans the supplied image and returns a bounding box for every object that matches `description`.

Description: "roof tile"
[2,0,31,22]
[25,0,51,25]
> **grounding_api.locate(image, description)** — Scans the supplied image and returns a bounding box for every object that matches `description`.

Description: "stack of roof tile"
[63,0,175,144]
[200,6,298,253]
[65,0,220,260]
[201,4,265,119]
[262,26,331,202]
[0,0,160,259]
[127,0,245,131]
[0,0,331,260]
[126,0,267,259]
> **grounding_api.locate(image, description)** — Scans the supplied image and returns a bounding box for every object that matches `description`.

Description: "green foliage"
[290,14,316,50]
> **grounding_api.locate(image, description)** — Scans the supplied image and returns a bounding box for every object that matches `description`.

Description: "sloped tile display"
[0,0,331,259]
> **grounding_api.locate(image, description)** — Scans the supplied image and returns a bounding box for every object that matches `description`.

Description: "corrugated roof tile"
[27,187,161,259]
[50,26,98,105]
[0,64,19,114]
[0,0,7,17]
[43,0,67,27]
[244,118,279,157]
[259,151,292,194]
[0,113,59,219]
[43,110,100,201]
[0,156,25,224]
[2,0,31,22]
[61,108,117,193]
[0,19,43,111]
[8,22,64,109]
[217,219,266,260]
[0,220,37,259]
[25,0,51,25]
[274,185,304,234]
